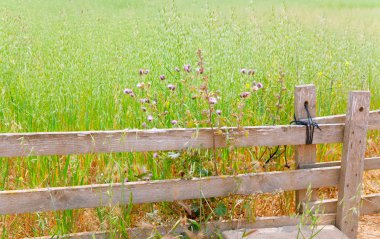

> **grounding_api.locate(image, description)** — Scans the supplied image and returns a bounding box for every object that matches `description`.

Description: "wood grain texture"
[294,85,318,205]
[336,91,370,239]
[0,124,345,157]
[30,214,336,239]
[310,110,380,130]
[0,166,340,215]
[300,157,380,171]
[222,225,348,239]
[302,193,380,215]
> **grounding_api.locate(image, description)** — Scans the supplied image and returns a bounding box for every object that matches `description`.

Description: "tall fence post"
[294,84,318,207]
[336,91,370,239]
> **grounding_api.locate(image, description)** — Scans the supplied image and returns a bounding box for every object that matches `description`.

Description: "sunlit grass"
[0,0,380,237]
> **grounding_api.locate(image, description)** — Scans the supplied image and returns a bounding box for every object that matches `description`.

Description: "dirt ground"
[358,214,380,239]
[358,168,380,239]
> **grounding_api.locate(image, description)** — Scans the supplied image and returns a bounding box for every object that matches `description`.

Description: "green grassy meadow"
[1,0,380,237]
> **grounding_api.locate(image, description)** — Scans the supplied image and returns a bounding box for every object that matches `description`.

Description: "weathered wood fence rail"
[1,110,379,157]
[0,85,379,239]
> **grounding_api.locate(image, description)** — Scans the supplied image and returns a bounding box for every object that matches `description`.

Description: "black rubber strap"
[264,103,319,168]
[290,103,321,144]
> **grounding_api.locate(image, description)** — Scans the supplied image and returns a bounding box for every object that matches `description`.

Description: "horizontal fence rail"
[304,193,380,215]
[0,167,341,215]
[1,110,379,158]
[2,157,379,215]
[31,215,337,239]
[0,124,345,157]
[300,157,380,171]
[305,110,380,130]
[1,158,379,215]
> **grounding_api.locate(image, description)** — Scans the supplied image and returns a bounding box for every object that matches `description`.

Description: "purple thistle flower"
[153,152,158,158]
[216,109,222,115]
[159,75,165,80]
[240,68,247,74]
[139,69,144,75]
[141,107,147,112]
[183,64,191,73]
[140,98,149,103]
[240,92,251,98]
[252,85,259,92]
[137,82,144,88]
[171,120,178,125]
[147,115,153,122]
[174,67,180,72]
[208,97,217,104]
[167,84,176,91]
[248,69,256,75]
[257,82,263,89]
[130,92,135,97]
[144,69,150,75]
[123,88,133,95]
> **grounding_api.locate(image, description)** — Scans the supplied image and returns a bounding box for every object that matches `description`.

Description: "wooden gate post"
[336,91,370,239]
[294,84,318,207]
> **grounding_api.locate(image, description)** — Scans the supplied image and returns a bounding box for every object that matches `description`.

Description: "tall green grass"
[0,0,380,237]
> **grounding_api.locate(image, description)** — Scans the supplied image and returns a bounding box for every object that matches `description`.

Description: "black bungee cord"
[290,102,321,145]
[264,102,321,168]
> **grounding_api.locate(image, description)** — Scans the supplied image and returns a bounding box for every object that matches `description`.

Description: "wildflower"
[137,82,144,89]
[171,120,178,125]
[153,152,158,158]
[199,84,207,91]
[196,68,204,74]
[257,82,263,89]
[240,92,251,98]
[240,68,247,74]
[216,109,222,115]
[147,115,153,122]
[248,69,256,75]
[174,67,180,72]
[123,88,133,95]
[141,107,147,112]
[140,98,149,103]
[145,69,150,74]
[183,64,191,72]
[209,97,217,104]
[142,122,147,128]
[139,69,144,75]
[159,75,165,80]
[252,85,259,92]
[167,84,176,91]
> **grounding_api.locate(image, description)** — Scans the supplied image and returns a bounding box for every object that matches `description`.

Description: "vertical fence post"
[294,84,318,208]
[336,91,370,239]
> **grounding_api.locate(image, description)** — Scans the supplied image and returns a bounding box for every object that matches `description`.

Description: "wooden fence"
[0,85,379,239]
